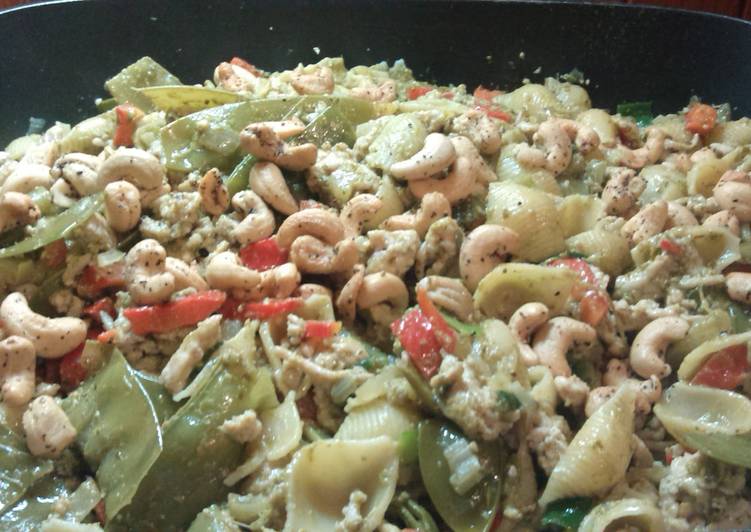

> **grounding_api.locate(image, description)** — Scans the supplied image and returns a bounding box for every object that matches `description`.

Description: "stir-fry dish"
[1,55,751,532]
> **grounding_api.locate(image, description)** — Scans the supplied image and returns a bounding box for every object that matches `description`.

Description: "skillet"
[1,0,750,146]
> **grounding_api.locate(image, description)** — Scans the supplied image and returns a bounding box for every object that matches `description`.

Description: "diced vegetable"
[616,101,653,127]
[677,331,751,382]
[417,287,456,353]
[82,298,115,323]
[0,194,103,259]
[123,290,226,335]
[62,349,163,520]
[78,263,126,296]
[0,423,53,514]
[473,86,502,102]
[418,419,503,532]
[224,154,256,198]
[440,312,483,336]
[497,390,522,411]
[59,343,88,391]
[397,429,419,464]
[540,497,594,530]
[391,307,443,379]
[187,505,241,532]
[105,56,181,110]
[0,476,70,531]
[406,86,432,100]
[388,493,439,532]
[139,85,243,115]
[113,103,143,147]
[40,239,67,269]
[239,297,302,320]
[691,344,748,389]
[303,320,341,339]
[685,103,717,135]
[238,237,288,271]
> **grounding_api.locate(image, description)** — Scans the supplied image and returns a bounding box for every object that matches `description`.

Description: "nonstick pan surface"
[1,0,750,144]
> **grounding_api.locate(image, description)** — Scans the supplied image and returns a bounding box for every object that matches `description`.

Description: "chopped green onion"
[616,101,653,127]
[541,497,594,530]
[497,390,522,411]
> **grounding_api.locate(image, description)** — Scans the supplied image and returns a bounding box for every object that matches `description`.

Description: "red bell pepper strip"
[79,264,127,295]
[691,344,749,390]
[241,297,302,320]
[548,257,610,326]
[123,290,227,335]
[391,307,443,380]
[548,257,598,286]
[579,290,609,327]
[238,237,288,272]
[296,392,317,421]
[475,105,512,122]
[303,320,342,340]
[473,85,503,103]
[219,296,246,320]
[416,287,456,353]
[40,239,67,269]
[406,86,432,100]
[59,343,87,391]
[230,56,262,77]
[113,103,143,147]
[82,297,115,323]
[685,103,717,135]
[96,330,116,344]
[659,238,683,256]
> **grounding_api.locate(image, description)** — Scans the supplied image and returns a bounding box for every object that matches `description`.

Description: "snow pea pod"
[0,423,53,514]
[187,505,241,532]
[0,476,68,531]
[105,56,181,111]
[417,419,504,532]
[139,85,244,116]
[0,193,103,259]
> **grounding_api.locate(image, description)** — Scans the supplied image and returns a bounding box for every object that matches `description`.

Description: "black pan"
[1,0,750,145]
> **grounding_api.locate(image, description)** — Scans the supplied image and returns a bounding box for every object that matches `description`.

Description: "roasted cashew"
[356,272,409,311]
[459,224,520,290]
[390,133,457,181]
[350,80,397,103]
[290,235,359,274]
[198,168,229,216]
[408,136,492,204]
[629,316,689,379]
[553,374,590,408]
[50,178,77,208]
[509,302,550,367]
[415,275,474,322]
[365,229,419,277]
[415,217,462,278]
[124,239,176,305]
[296,283,333,300]
[290,66,334,95]
[240,123,318,171]
[214,62,261,92]
[249,162,298,215]
[620,200,668,245]
[602,358,630,386]
[665,201,698,228]
[703,209,740,236]
[340,193,382,238]
[383,191,451,238]
[531,317,597,377]
[585,376,662,417]
[231,190,276,245]
[335,264,365,324]
[276,208,344,248]
[0,192,40,233]
[0,292,87,359]
[451,108,502,155]
[0,335,35,407]
[98,148,165,192]
[50,152,100,196]
[713,170,751,222]
[515,118,600,175]
[205,251,261,299]
[103,180,141,232]
[165,257,208,292]
[250,118,306,139]
[22,395,77,458]
[726,272,751,304]
[601,167,644,217]
[615,127,666,170]
[250,263,301,300]
[0,162,52,194]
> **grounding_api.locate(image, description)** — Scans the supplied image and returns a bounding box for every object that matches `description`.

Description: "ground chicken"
[415,217,463,278]
[527,410,572,475]
[365,229,419,277]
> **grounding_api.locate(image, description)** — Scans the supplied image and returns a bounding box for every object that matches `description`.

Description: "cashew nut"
[408,136,491,204]
[390,133,457,181]
[451,108,502,155]
[629,316,689,378]
[601,167,644,217]
[383,191,451,238]
[50,152,100,196]
[240,123,318,171]
[350,80,397,103]
[98,148,165,192]
[340,193,382,238]
[22,395,77,458]
[356,272,409,311]
[726,272,751,304]
[251,263,301,300]
[276,208,344,248]
[459,224,520,290]
[553,374,590,408]
[103,180,141,232]
[297,283,333,300]
[205,251,261,299]
[516,118,600,175]
[0,335,35,407]
[620,200,669,245]
[509,302,550,367]
[50,178,77,208]
[249,162,298,215]
[231,190,276,245]
[336,264,365,324]
[0,162,52,194]
[665,201,698,228]
[166,257,208,292]
[124,239,176,305]
[703,209,740,236]
[251,118,306,139]
[214,62,261,92]
[531,317,597,377]
[0,192,40,233]
[713,170,751,222]
[615,127,666,170]
[290,66,334,95]
[198,168,229,216]
[0,293,87,359]
[290,235,359,274]
[602,358,630,386]
[415,275,474,322]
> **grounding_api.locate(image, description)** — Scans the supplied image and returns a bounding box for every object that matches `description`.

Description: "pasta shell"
[284,437,398,532]
[335,398,418,441]
[579,498,665,532]
[540,384,636,506]
[260,391,303,461]
[677,331,751,382]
